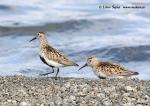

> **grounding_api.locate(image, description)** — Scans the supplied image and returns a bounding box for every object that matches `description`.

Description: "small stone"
[61,86,66,91]
[55,96,63,105]
[136,105,143,106]
[70,95,76,101]
[40,104,44,106]
[49,102,55,106]
[65,82,70,88]
[84,95,91,101]
[19,89,27,95]
[98,93,105,99]
[123,103,132,106]
[12,100,17,105]
[19,102,28,106]
[82,87,88,94]
[125,86,135,91]
[103,100,111,106]
[7,100,12,102]
[144,95,149,100]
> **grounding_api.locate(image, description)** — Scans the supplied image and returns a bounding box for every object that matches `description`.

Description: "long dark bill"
[29,37,37,42]
[78,63,88,71]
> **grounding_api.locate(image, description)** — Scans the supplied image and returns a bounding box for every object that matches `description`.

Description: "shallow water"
[0,0,150,79]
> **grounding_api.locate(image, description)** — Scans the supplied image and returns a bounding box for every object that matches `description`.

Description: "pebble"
[125,86,135,92]
[70,95,76,101]
[19,102,28,106]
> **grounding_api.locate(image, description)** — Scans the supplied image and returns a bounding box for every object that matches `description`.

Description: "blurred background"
[0,0,150,79]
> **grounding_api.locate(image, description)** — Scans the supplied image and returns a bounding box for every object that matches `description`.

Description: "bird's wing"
[45,46,78,66]
[99,62,133,76]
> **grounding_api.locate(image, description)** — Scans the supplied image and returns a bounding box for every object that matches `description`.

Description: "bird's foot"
[54,77,58,80]
[98,76,106,79]
[40,72,51,76]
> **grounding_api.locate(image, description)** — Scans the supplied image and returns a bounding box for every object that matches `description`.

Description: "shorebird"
[30,32,79,79]
[78,56,139,79]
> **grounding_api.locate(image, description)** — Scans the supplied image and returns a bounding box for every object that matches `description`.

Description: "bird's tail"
[73,62,79,66]
[128,71,139,76]
[121,70,139,77]
[132,71,139,75]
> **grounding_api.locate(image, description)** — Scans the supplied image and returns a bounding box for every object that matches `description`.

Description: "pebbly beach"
[0,75,149,106]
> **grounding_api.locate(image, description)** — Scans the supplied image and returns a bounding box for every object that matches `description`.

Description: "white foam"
[0,0,149,26]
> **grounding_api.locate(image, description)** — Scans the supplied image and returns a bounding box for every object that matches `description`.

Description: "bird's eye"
[88,59,92,62]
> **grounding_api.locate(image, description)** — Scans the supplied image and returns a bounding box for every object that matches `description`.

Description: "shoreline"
[0,75,149,105]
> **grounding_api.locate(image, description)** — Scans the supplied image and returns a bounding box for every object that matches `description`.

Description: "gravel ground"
[0,76,149,106]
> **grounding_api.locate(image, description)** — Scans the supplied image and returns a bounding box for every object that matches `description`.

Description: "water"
[0,0,150,79]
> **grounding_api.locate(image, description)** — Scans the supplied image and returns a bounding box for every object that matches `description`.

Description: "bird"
[30,32,79,79]
[78,56,139,79]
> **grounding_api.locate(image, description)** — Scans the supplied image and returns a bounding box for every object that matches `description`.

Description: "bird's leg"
[40,67,55,76]
[55,68,60,80]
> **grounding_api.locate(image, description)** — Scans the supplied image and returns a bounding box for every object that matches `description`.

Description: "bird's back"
[96,62,138,77]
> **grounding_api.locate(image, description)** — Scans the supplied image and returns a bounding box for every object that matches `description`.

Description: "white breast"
[93,68,107,78]
[45,59,64,67]
[40,52,64,67]
[97,71,107,78]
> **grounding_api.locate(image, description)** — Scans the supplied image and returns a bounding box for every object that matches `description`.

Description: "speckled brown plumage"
[78,56,139,79]
[41,45,78,66]
[95,62,138,77]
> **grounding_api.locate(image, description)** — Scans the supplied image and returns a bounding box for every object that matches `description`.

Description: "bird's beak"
[78,63,88,71]
[29,37,37,42]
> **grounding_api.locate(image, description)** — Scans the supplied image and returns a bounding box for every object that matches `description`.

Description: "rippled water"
[0,0,150,79]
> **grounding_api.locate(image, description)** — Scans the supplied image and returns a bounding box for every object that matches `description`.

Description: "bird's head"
[30,32,46,42]
[78,56,98,71]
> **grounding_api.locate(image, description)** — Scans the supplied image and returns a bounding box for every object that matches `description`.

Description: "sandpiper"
[30,32,79,79]
[78,56,139,79]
